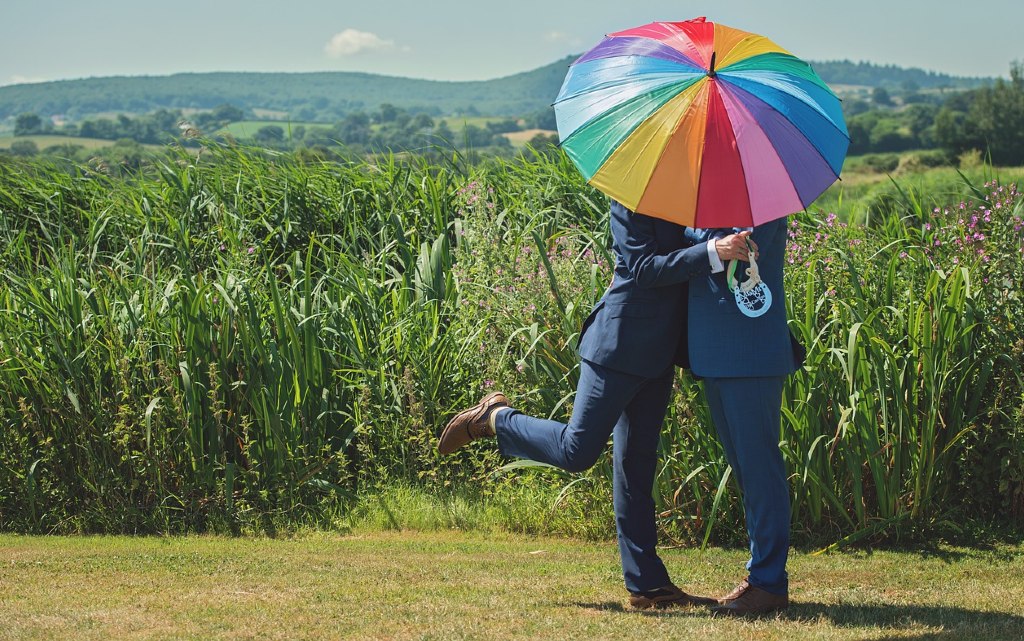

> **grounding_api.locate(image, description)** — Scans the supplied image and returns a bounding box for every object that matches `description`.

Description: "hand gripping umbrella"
[554,17,849,228]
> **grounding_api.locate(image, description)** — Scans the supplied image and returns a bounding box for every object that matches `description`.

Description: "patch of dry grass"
[1,531,1022,640]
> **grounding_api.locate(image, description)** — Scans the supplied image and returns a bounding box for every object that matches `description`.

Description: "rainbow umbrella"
[554,17,848,227]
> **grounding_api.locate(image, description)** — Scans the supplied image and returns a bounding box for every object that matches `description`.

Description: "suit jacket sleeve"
[685,227,738,244]
[610,201,712,289]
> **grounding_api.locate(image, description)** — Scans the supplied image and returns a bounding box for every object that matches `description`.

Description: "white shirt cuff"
[706,240,725,273]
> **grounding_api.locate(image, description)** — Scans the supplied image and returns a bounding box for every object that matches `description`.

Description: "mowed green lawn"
[1,531,1022,641]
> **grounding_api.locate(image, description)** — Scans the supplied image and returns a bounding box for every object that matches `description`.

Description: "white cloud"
[324,29,399,57]
[544,31,582,46]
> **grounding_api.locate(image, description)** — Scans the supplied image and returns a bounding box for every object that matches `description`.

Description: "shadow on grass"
[572,600,1024,637]
[793,600,1024,625]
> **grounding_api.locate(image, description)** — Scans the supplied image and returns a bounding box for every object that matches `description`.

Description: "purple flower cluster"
[786,212,848,268]
[786,180,1022,278]
[921,180,1023,268]
[456,180,497,217]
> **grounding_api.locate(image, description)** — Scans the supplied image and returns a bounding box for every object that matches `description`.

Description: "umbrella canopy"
[554,17,849,228]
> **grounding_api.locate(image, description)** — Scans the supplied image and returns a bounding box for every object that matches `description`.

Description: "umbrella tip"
[707,51,717,78]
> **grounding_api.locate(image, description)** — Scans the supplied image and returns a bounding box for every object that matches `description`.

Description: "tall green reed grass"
[0,144,1021,544]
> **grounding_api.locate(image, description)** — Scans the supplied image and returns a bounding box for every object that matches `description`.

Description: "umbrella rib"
[721,81,847,181]
[694,84,754,228]
[721,71,849,138]
[554,73,697,107]
[717,80,810,221]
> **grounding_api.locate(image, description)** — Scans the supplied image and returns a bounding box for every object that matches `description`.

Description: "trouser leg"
[703,376,790,595]
[703,381,744,488]
[613,366,675,592]
[495,360,677,592]
[494,359,645,473]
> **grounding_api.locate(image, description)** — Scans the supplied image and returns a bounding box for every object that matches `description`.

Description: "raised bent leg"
[494,359,646,473]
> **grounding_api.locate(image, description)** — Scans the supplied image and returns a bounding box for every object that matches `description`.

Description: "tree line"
[0,57,988,124]
[4,103,560,170]
[839,62,1023,165]
[6,62,1023,166]
[12,104,245,143]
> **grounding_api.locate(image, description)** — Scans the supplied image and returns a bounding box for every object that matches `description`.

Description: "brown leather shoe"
[628,584,717,610]
[710,579,788,617]
[437,392,508,455]
[717,577,752,604]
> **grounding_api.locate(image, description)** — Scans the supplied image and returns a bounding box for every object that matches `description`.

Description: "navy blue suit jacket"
[687,218,800,379]
[577,201,714,378]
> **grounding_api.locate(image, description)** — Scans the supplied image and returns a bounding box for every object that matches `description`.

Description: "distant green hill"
[811,60,991,90]
[0,56,994,123]
[0,58,575,122]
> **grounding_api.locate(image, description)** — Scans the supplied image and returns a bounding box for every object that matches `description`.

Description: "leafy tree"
[150,109,181,134]
[846,118,872,155]
[526,107,557,131]
[935,108,978,156]
[936,62,1024,164]
[295,106,318,121]
[526,132,560,156]
[869,118,914,152]
[79,118,118,139]
[461,124,495,148]
[254,125,285,145]
[872,87,894,107]
[336,112,371,145]
[9,140,38,156]
[434,121,454,145]
[486,119,520,134]
[904,104,937,144]
[212,103,245,123]
[410,113,434,131]
[377,103,399,123]
[842,99,871,117]
[901,80,921,93]
[14,113,43,136]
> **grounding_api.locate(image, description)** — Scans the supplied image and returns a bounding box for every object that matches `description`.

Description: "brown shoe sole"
[710,602,789,618]
[710,593,789,618]
[437,392,506,455]
[629,593,717,610]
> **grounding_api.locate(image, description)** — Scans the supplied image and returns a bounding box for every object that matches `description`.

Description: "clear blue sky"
[1,1,1020,86]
